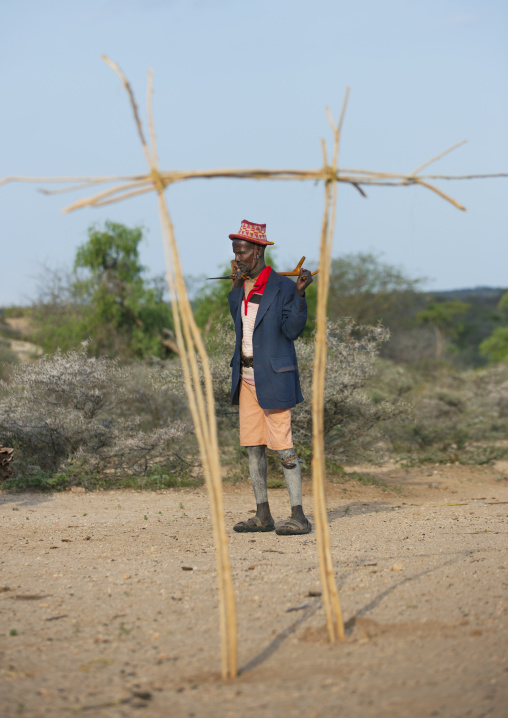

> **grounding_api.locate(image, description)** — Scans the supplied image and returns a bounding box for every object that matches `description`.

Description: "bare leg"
[277,448,308,529]
[246,445,273,525]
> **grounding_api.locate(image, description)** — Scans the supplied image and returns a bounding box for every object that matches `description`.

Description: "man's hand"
[296,267,313,297]
[231,260,244,289]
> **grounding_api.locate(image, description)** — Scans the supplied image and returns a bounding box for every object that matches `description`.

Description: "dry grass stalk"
[310,92,349,642]
[3,159,505,214]
[101,57,237,680]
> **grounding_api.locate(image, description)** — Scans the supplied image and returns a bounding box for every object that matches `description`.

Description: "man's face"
[232,239,260,275]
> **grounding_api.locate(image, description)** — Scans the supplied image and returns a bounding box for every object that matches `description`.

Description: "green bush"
[30,221,175,359]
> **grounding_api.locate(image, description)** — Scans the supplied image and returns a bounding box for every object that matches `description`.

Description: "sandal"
[275,517,312,536]
[233,516,275,533]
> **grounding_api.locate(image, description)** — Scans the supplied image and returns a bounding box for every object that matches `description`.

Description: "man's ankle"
[256,501,272,524]
[290,504,306,523]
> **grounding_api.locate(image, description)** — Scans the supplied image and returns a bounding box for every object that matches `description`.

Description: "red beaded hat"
[229,219,275,246]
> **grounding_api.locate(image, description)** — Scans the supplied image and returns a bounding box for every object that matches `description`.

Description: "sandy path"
[1,464,507,717]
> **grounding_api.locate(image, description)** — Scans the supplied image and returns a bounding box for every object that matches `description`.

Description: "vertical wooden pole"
[104,57,237,679]
[311,91,350,642]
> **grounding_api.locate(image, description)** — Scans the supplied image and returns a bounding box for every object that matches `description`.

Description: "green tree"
[192,262,237,333]
[417,300,469,360]
[327,252,423,326]
[33,221,175,358]
[480,328,508,363]
[479,290,508,363]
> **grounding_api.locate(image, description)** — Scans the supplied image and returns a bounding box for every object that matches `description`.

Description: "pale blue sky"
[1,0,507,305]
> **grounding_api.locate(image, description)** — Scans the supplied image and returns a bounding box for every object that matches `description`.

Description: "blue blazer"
[228,269,307,409]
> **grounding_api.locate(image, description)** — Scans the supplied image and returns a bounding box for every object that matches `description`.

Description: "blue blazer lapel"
[254,271,281,331]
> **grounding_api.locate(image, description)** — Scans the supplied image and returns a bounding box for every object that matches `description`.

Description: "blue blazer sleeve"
[280,282,307,341]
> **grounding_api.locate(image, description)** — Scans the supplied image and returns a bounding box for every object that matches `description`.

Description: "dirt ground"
[1,462,507,718]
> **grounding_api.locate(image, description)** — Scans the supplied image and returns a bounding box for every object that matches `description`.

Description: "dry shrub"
[0,339,18,380]
[0,312,20,380]
[375,361,508,463]
[158,317,409,464]
[0,346,189,484]
[293,319,410,462]
[154,318,235,420]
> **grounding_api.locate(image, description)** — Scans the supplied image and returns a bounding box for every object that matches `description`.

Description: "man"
[227,219,313,536]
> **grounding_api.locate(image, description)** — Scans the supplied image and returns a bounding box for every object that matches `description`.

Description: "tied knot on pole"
[150,168,168,192]
[322,166,337,184]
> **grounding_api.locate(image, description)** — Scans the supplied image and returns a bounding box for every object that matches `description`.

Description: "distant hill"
[428,287,506,303]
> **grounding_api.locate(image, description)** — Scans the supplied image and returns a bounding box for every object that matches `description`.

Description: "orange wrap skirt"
[239,380,293,450]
